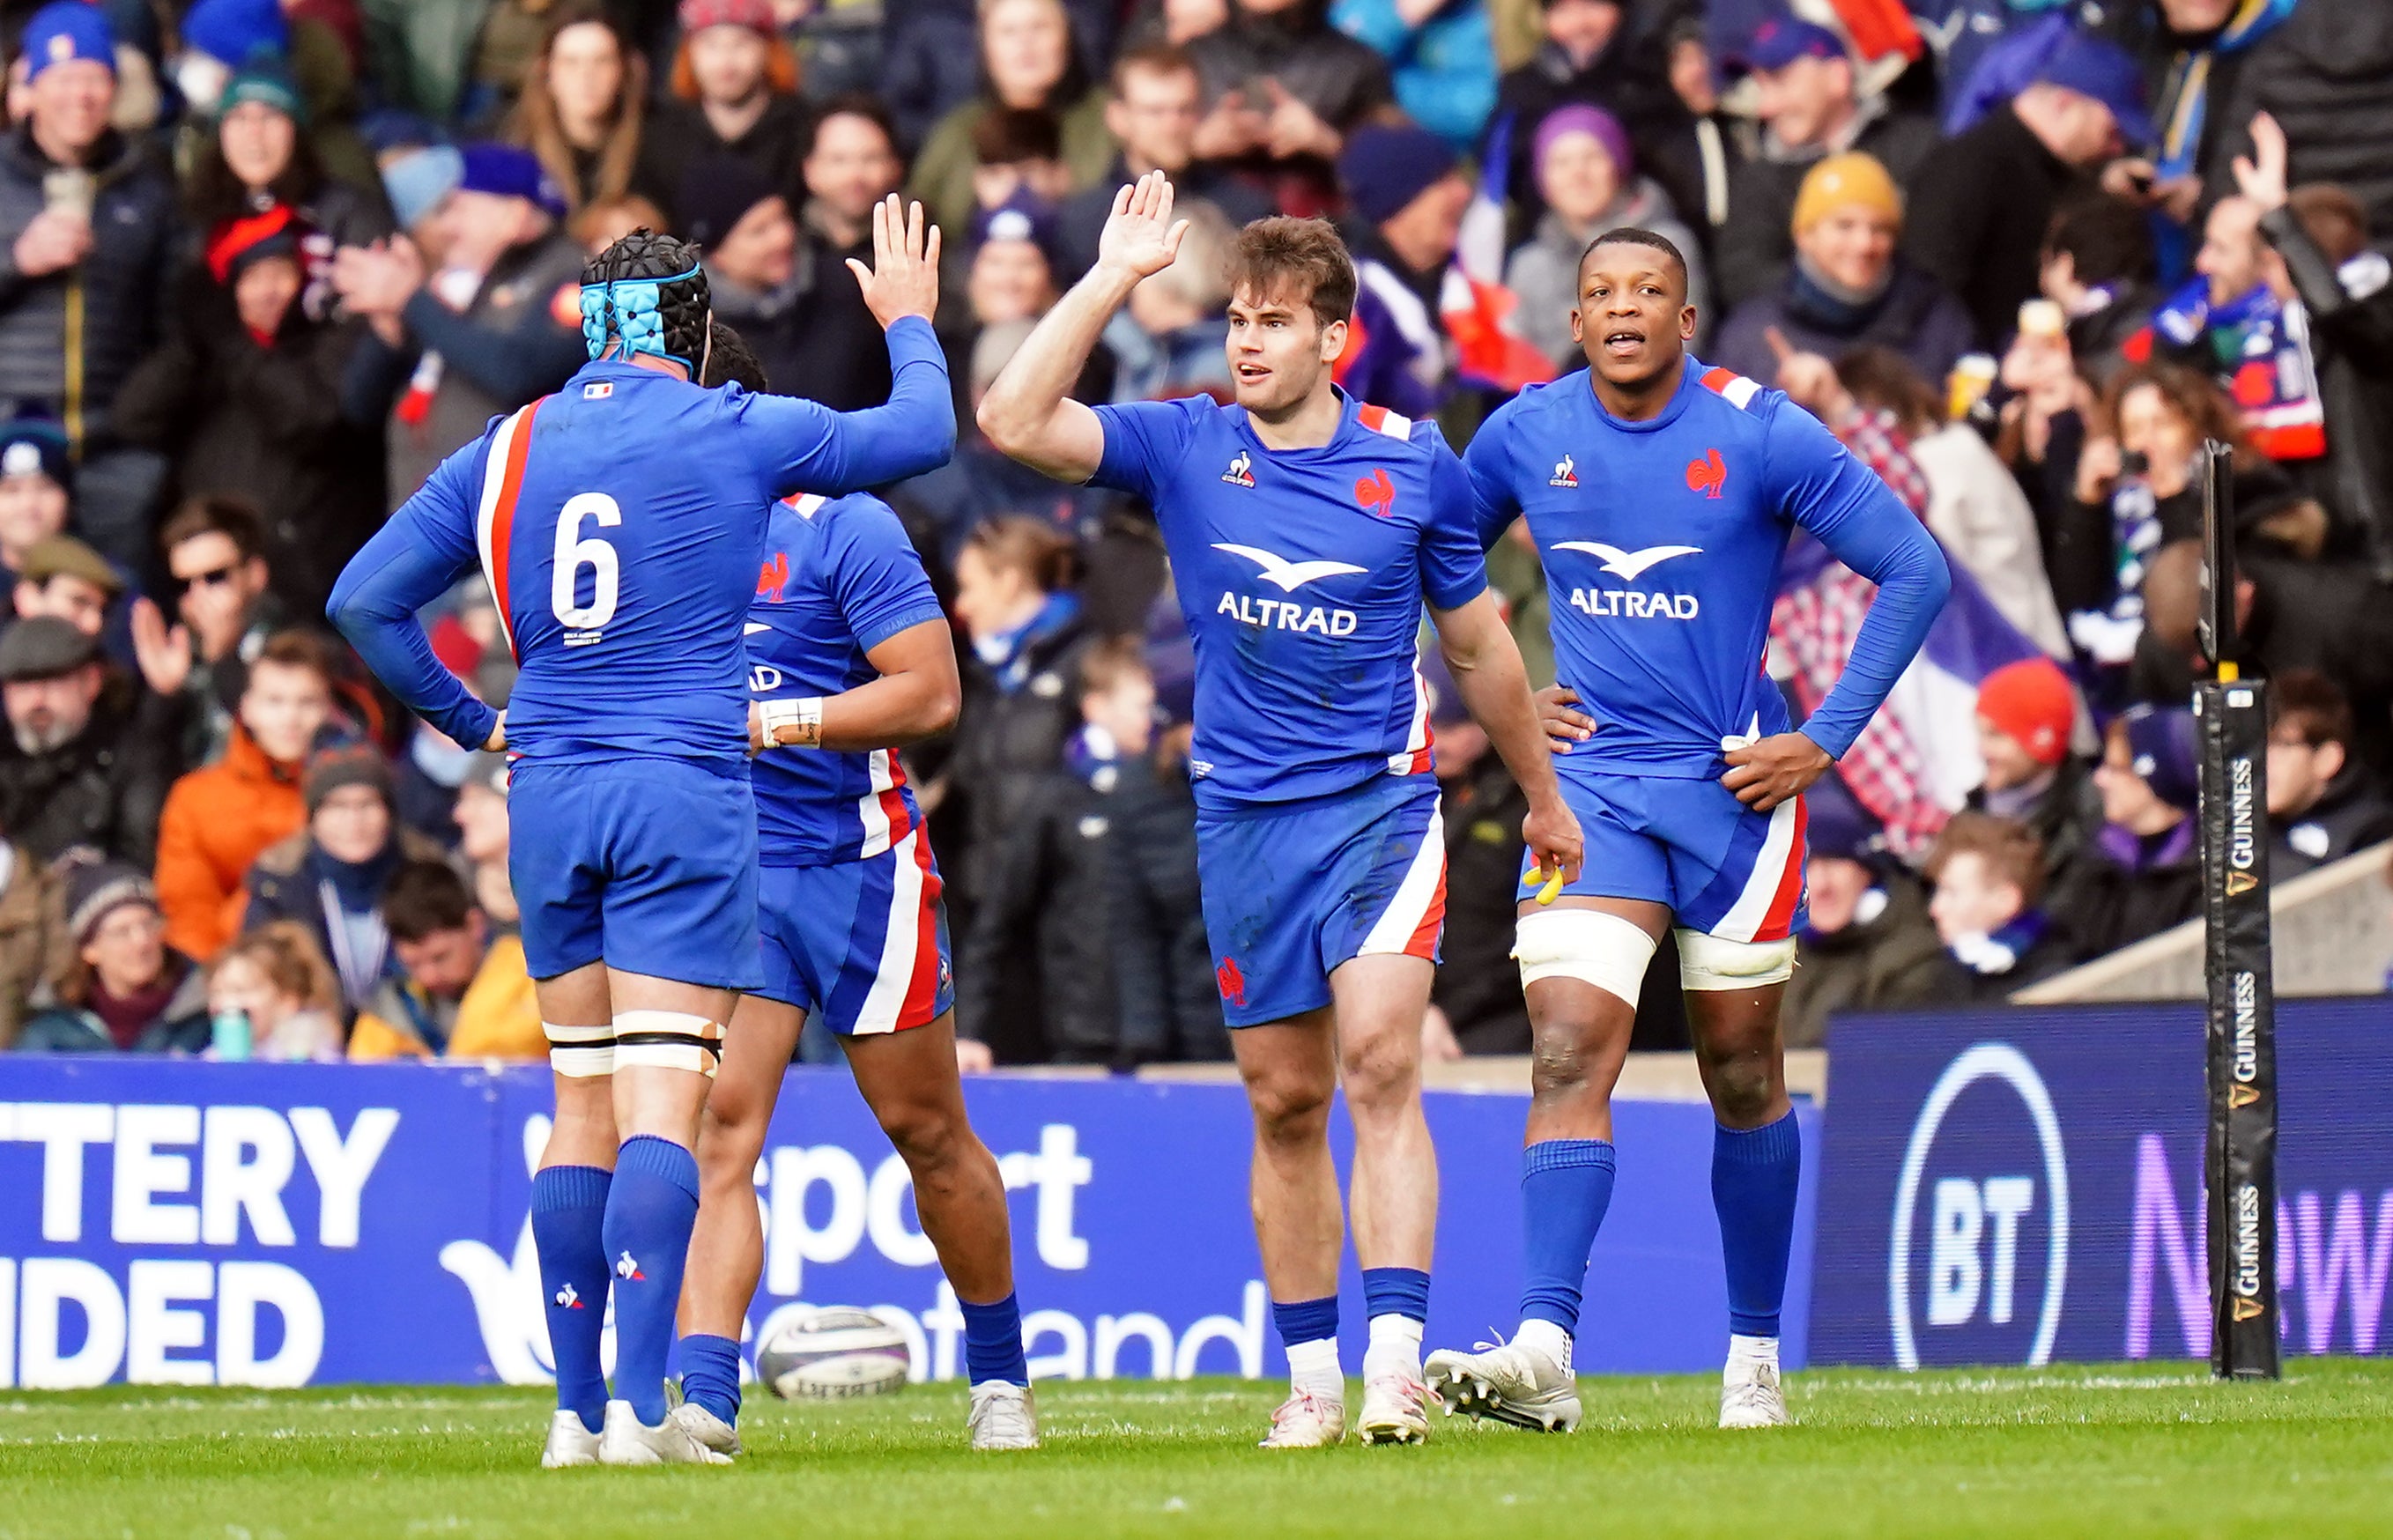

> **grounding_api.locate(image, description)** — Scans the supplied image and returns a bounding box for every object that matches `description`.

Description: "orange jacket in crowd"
[153,727,307,962]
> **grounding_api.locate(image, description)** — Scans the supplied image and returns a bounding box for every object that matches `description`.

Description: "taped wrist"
[758,696,824,748]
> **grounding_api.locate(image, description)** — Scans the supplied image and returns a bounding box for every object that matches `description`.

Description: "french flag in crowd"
[1445,115,1558,396]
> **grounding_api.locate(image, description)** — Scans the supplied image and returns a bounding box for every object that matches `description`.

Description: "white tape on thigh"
[612,1010,725,1077]
[1675,928,1797,990]
[545,1020,615,1078]
[1512,908,1657,1006]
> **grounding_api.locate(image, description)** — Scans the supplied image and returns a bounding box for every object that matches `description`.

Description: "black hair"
[700,321,769,393]
[581,227,710,367]
[382,861,477,944]
[1579,226,1689,292]
[2041,188,2156,286]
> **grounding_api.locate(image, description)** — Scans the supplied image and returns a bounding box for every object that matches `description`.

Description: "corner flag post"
[2193,438,2279,1380]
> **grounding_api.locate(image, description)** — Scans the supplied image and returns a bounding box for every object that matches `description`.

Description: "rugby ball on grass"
[755,1306,911,1399]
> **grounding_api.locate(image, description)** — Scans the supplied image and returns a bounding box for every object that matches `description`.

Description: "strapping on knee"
[612,1010,726,1077]
[1512,908,1657,1007]
[545,1020,616,1078]
[1675,929,1796,991]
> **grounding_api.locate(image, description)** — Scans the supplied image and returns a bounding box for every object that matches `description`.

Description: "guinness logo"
[2225,870,2258,897]
[2229,1084,2260,1108]
[2233,1296,2266,1322]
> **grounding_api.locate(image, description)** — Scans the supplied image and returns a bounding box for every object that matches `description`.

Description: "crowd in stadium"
[0,0,2387,1067]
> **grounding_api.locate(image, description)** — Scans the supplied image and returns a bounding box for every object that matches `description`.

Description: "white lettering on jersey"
[1552,541,1702,580]
[1211,544,1367,593]
[1568,588,1700,620]
[1217,591,1360,637]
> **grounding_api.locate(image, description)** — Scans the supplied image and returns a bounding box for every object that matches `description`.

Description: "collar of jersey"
[1232,384,1364,462]
[1580,355,1705,436]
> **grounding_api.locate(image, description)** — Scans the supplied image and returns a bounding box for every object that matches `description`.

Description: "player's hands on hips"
[1522,794,1585,887]
[1722,731,1831,811]
[847,193,940,329]
[1535,685,1597,754]
[1095,170,1190,285]
[482,713,506,753]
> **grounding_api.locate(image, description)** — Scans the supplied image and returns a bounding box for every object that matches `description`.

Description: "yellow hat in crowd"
[1791,152,1903,236]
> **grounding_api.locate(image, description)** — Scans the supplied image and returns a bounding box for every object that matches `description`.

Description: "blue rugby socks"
[530,1164,612,1434]
[677,1333,742,1427]
[1712,1112,1802,1347]
[1360,1266,1428,1380]
[1516,1139,1617,1373]
[603,1136,701,1426]
[1271,1295,1342,1399]
[959,1292,1031,1387]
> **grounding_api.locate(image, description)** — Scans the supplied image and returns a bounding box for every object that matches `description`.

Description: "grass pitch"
[4,1363,2389,1539]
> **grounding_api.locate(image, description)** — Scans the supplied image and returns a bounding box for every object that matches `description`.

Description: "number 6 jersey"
[330,317,954,767]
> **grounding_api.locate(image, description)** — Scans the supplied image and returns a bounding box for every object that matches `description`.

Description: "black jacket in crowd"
[1783,876,1948,1049]
[2256,205,2393,575]
[1713,105,1942,311]
[1904,103,2083,348]
[710,215,891,415]
[1430,752,1531,1055]
[2272,766,2393,881]
[1931,909,2077,1005]
[0,674,180,869]
[2206,0,2393,242]
[640,94,817,226]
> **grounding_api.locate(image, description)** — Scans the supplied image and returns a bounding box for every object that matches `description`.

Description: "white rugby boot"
[668,1400,742,1458]
[540,1410,602,1468]
[599,1399,732,1465]
[1719,1359,1790,1429]
[1426,1336,1582,1433]
[1258,1388,1347,1448]
[1357,1368,1431,1445]
[968,1381,1041,1450]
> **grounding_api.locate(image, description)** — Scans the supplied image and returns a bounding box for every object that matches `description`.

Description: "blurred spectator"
[153,630,336,964]
[244,745,444,1016]
[2232,114,2393,574]
[1420,655,1530,1055]
[0,615,173,865]
[1925,811,2074,1002]
[1834,347,2071,656]
[0,4,182,570]
[1782,777,1945,1048]
[504,4,652,215]
[205,920,345,1061]
[11,534,122,640]
[568,190,670,255]
[129,497,283,766]
[1493,0,1693,226]
[2036,183,2160,383]
[883,0,1119,152]
[967,106,1073,224]
[641,0,810,221]
[685,154,810,386]
[1712,18,1937,311]
[1505,103,1708,370]
[943,516,1092,1060]
[2266,670,2393,880]
[2204,0,2393,241]
[1185,0,1394,178]
[2151,192,2329,465]
[896,319,1103,557]
[114,200,382,622]
[2081,704,2203,954]
[184,56,391,255]
[910,0,1112,240]
[2099,0,2294,268]
[1337,121,1471,417]
[0,817,63,1048]
[1963,656,2107,957]
[451,749,515,922]
[1907,27,2150,347]
[1713,152,1970,391]
[15,859,208,1053]
[789,94,905,409]
[967,196,1063,331]
[0,413,71,609]
[173,0,380,197]
[1056,43,1271,282]
[337,143,585,508]
[356,0,492,125]
[1330,0,1494,154]
[348,859,544,1061]
[1106,201,1234,401]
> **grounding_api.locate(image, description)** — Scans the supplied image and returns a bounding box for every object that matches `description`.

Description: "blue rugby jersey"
[1090,389,1488,812]
[329,317,954,763]
[1464,359,1949,781]
[747,492,947,865]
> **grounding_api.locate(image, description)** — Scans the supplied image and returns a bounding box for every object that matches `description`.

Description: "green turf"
[3,1363,2389,1539]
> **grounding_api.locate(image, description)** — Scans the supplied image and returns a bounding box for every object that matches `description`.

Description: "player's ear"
[1678,302,1698,341]
[1569,305,1583,346]
[1318,315,1346,364]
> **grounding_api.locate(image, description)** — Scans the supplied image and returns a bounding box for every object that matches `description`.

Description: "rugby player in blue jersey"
[662,329,1035,1457]
[978,173,1582,1447]
[1427,227,1948,1431]
[330,202,953,1466]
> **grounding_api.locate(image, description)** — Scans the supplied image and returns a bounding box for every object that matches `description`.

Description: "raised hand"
[846,194,941,329]
[2232,111,2289,213]
[1095,170,1190,285]
[129,597,190,696]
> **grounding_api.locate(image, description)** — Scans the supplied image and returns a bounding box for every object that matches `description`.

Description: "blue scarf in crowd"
[974,590,1081,696]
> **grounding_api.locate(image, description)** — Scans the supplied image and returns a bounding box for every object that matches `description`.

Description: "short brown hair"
[962,516,1080,593]
[2269,668,2353,751]
[382,861,479,944]
[1835,346,1943,437]
[214,922,341,1017]
[1078,635,1149,700]
[1925,811,2047,906]
[159,494,266,562]
[1225,217,1356,331]
[2289,183,2370,267]
[250,629,336,691]
[1111,41,1198,95]
[973,106,1061,167]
